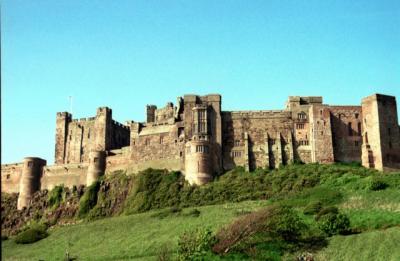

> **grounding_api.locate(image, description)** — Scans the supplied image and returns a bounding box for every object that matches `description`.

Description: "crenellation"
[2,92,399,206]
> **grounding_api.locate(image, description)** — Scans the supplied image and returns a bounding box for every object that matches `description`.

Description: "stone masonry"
[2,93,400,209]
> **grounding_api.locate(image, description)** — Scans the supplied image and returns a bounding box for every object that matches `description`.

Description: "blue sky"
[2,0,400,164]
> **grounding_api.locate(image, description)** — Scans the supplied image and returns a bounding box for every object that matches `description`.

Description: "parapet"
[57,111,72,119]
[97,106,112,115]
[288,96,323,105]
[362,93,396,103]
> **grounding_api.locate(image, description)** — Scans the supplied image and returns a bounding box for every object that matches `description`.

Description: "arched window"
[298,112,307,120]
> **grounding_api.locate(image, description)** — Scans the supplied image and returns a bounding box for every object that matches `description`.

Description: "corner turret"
[17,157,46,210]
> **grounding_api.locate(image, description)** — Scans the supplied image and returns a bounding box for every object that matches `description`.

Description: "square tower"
[361,94,400,171]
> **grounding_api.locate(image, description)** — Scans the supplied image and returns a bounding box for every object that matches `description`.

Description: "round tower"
[184,138,213,185]
[86,150,106,186]
[17,157,46,210]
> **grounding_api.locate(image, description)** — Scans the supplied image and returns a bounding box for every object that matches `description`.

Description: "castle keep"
[2,93,400,209]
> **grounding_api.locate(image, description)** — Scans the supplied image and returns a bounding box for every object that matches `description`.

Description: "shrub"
[213,209,270,254]
[15,223,48,244]
[318,213,350,236]
[177,228,216,260]
[266,205,307,241]
[213,205,307,254]
[315,206,338,221]
[369,178,388,191]
[1,235,8,241]
[78,181,100,218]
[48,185,64,208]
[303,201,323,215]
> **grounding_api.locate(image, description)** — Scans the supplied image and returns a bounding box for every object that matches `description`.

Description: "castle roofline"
[362,93,396,102]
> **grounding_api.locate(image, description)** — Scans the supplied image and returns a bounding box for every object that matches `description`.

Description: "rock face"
[1,173,134,236]
[2,93,400,210]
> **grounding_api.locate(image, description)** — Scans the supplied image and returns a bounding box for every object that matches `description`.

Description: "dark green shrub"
[266,205,307,241]
[303,201,323,215]
[318,213,350,236]
[177,228,216,260]
[1,235,8,241]
[369,178,388,191]
[315,206,339,221]
[48,185,64,208]
[78,181,100,218]
[15,223,48,244]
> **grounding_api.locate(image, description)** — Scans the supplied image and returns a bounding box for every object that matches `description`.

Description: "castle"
[2,93,400,210]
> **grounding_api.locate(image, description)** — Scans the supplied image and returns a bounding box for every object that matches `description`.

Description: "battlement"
[71,117,96,122]
[288,96,323,104]
[57,112,72,118]
[112,120,130,130]
[97,106,112,113]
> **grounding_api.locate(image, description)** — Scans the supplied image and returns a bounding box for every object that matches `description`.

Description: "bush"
[318,213,350,236]
[303,201,323,215]
[369,178,388,191]
[266,205,307,241]
[15,223,48,244]
[315,206,339,221]
[78,181,100,218]
[48,185,64,208]
[213,205,307,254]
[177,228,216,260]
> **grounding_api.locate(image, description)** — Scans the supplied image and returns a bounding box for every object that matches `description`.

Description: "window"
[389,141,392,149]
[296,123,305,129]
[178,127,184,137]
[232,151,242,157]
[298,112,307,120]
[388,128,391,136]
[180,151,183,157]
[87,130,90,139]
[357,122,362,135]
[160,136,164,144]
[355,113,359,119]
[298,140,309,146]
[320,110,323,116]
[145,139,150,146]
[348,122,353,136]
[6,174,10,179]
[94,157,98,163]
[234,140,240,147]
[354,141,359,146]
[28,161,33,167]
[132,139,136,146]
[196,145,209,153]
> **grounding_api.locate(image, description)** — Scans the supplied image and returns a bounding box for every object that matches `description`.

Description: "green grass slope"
[2,164,400,260]
[2,201,270,260]
[314,226,400,261]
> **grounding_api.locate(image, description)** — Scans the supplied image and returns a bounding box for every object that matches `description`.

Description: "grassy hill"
[2,163,400,260]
